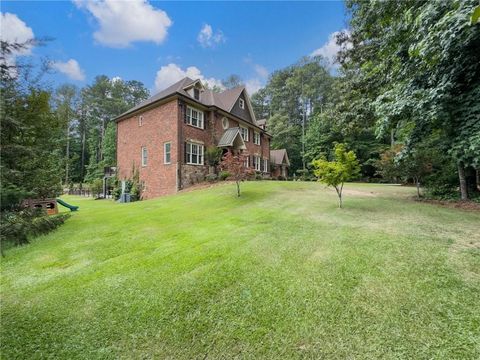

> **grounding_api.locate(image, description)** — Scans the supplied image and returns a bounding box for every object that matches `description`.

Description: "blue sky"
[2,1,347,94]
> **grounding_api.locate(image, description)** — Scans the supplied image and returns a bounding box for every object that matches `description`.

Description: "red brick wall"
[116,100,179,199]
[117,98,274,200]
[212,112,270,172]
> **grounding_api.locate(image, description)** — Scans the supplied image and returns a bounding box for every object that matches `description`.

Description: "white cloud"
[0,13,35,76]
[154,63,223,92]
[51,59,86,81]
[254,64,268,79]
[197,24,225,48]
[74,0,172,48]
[1,12,34,49]
[311,30,350,68]
[242,57,268,95]
[245,78,262,95]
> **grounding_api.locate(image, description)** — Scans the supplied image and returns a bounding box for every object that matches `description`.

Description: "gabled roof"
[114,77,259,128]
[270,149,290,166]
[217,127,246,149]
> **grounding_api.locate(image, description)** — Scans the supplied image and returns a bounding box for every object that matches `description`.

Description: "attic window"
[194,88,200,100]
[239,98,245,109]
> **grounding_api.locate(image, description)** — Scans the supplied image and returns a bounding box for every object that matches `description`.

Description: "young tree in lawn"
[312,143,360,208]
[219,151,254,197]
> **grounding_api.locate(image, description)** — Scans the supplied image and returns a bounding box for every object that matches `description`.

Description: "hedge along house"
[114,77,273,199]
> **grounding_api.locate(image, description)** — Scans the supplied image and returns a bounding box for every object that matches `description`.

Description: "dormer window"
[194,88,200,100]
[239,98,245,109]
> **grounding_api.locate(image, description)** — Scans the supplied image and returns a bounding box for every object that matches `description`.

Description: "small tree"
[205,146,223,167]
[219,151,254,197]
[312,143,360,208]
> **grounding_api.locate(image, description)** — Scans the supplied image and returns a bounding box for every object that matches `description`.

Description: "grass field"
[1,182,479,359]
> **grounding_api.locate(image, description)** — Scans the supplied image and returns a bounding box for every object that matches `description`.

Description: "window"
[240,126,249,141]
[186,142,204,165]
[222,117,229,130]
[141,147,147,166]
[186,106,204,129]
[239,98,245,109]
[244,156,250,168]
[253,131,260,145]
[164,142,171,164]
[139,115,143,127]
[253,156,261,171]
[194,88,200,100]
[263,159,269,173]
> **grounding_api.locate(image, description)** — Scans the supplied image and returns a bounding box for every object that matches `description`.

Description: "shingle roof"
[114,77,248,121]
[270,149,290,166]
[217,127,246,149]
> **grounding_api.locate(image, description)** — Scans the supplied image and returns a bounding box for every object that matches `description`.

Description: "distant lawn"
[1,182,479,359]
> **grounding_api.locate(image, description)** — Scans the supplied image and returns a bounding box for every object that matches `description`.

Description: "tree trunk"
[414,176,420,199]
[457,162,468,200]
[80,129,86,189]
[236,181,240,197]
[65,124,70,185]
[476,168,480,191]
[335,185,343,208]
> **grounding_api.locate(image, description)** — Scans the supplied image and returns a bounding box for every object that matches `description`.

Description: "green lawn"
[1,182,479,359]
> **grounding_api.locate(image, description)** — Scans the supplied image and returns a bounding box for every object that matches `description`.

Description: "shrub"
[255,172,263,180]
[90,179,103,197]
[219,171,231,181]
[206,174,218,182]
[0,209,70,255]
[205,146,223,167]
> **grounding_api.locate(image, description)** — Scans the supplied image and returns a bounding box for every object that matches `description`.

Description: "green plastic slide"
[57,198,79,211]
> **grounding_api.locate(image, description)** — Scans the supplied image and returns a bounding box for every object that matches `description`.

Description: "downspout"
[177,99,183,191]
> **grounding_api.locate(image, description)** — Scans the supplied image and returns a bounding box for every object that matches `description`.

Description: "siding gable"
[230,91,253,123]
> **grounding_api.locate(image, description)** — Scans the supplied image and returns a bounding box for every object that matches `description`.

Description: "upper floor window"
[141,146,147,167]
[253,131,260,145]
[186,106,204,129]
[194,88,200,100]
[239,98,245,109]
[139,115,143,127]
[164,142,171,164]
[186,142,204,165]
[240,126,249,142]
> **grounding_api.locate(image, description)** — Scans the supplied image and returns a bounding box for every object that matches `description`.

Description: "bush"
[206,174,217,182]
[90,179,103,197]
[277,176,286,181]
[219,171,231,181]
[0,209,70,255]
[205,146,223,167]
[255,172,263,180]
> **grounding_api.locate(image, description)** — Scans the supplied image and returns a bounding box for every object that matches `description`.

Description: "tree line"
[250,0,479,200]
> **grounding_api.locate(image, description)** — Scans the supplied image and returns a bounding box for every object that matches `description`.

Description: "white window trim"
[240,125,249,142]
[164,142,171,164]
[139,115,143,127]
[186,106,204,129]
[141,146,147,167]
[239,98,245,109]
[263,159,268,173]
[186,142,204,165]
[244,156,250,168]
[254,131,260,145]
[254,156,261,171]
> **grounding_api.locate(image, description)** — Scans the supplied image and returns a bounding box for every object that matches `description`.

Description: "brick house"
[270,149,290,179]
[115,77,279,199]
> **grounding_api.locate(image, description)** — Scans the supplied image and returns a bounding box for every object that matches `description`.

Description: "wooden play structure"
[22,198,58,215]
